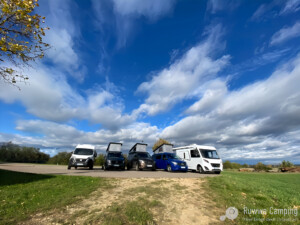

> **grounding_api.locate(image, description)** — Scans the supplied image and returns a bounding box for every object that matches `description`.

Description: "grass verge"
[206,171,300,224]
[0,169,110,225]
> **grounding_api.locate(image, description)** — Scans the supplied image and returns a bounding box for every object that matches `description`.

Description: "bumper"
[171,164,188,171]
[139,163,155,170]
[203,165,223,172]
[71,161,90,167]
[106,163,125,169]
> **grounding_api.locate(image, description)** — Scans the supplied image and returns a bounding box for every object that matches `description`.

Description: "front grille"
[211,163,220,167]
[180,163,185,166]
[112,160,122,164]
[76,158,87,162]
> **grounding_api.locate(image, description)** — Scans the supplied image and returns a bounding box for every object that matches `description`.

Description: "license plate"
[147,165,152,167]
[113,164,119,167]
[77,163,83,166]
[181,166,186,169]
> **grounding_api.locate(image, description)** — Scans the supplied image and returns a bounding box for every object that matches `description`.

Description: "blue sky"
[1,0,300,164]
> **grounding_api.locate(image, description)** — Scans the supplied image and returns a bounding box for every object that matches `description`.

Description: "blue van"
[152,152,188,172]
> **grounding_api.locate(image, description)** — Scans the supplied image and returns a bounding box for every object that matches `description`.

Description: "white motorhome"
[68,144,97,170]
[173,144,223,174]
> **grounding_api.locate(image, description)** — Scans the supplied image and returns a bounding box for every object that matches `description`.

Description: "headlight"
[139,160,145,165]
[204,159,209,163]
[73,158,76,162]
[107,160,111,165]
[172,161,178,165]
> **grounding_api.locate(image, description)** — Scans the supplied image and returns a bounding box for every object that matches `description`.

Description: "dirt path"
[0,163,217,178]
[21,178,222,225]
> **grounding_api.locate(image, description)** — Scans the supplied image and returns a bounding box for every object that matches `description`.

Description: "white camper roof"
[106,142,122,152]
[153,143,173,154]
[129,143,147,152]
[75,144,95,150]
[173,144,216,151]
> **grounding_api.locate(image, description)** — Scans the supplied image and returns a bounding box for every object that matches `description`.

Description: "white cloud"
[0,65,134,130]
[270,21,300,46]
[92,0,176,49]
[2,120,159,152]
[39,0,86,81]
[207,0,239,14]
[161,54,300,162]
[280,0,300,15]
[134,24,230,116]
[112,0,176,20]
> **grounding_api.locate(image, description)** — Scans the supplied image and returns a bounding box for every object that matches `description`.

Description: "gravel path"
[0,163,218,178]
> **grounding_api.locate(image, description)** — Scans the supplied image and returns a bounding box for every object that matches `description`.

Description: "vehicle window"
[137,152,151,158]
[163,154,167,160]
[200,149,220,159]
[156,155,161,160]
[190,149,200,158]
[74,148,93,155]
[108,152,123,158]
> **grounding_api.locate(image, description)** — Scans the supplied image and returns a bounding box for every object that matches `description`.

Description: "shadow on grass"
[0,169,54,186]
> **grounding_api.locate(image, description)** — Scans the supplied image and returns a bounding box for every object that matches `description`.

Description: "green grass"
[206,171,300,224]
[0,169,111,225]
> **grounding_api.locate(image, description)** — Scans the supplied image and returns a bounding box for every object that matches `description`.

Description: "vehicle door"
[132,153,139,167]
[190,149,201,170]
[162,154,168,169]
[155,154,162,169]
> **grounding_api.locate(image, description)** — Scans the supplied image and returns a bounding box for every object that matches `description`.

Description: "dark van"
[127,143,156,171]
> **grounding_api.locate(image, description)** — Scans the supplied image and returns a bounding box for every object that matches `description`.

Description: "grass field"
[207,171,300,224]
[0,169,112,225]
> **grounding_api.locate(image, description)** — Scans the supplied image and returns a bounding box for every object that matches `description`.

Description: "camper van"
[173,144,223,174]
[127,143,156,171]
[68,144,97,170]
[103,142,125,170]
[152,144,188,172]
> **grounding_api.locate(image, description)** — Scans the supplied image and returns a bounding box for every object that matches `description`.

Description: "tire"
[152,165,156,171]
[75,166,77,170]
[215,171,221,174]
[89,163,93,170]
[67,165,71,170]
[167,165,172,172]
[103,164,107,171]
[198,165,204,174]
[135,163,140,171]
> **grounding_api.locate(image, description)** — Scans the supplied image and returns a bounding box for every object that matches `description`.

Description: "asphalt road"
[0,163,219,178]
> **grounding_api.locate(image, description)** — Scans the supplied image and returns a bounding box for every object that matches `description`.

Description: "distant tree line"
[0,142,49,163]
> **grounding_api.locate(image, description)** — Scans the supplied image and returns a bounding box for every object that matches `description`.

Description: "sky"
[0,0,300,164]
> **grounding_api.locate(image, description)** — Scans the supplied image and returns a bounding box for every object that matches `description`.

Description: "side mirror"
[94,152,97,157]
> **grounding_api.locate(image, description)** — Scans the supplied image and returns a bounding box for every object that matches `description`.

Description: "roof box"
[129,143,147,153]
[106,142,122,152]
[153,143,173,154]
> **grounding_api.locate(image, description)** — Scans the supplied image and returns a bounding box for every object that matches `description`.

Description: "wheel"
[75,166,77,170]
[152,165,156,171]
[67,165,71,170]
[135,163,140,171]
[103,164,107,171]
[89,163,93,170]
[167,165,172,172]
[215,171,221,174]
[198,165,204,174]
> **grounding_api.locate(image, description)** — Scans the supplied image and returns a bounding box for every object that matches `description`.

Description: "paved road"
[0,163,219,178]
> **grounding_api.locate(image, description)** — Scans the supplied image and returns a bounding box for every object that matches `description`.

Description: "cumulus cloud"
[134,24,230,116]
[161,54,300,162]
[270,21,300,46]
[0,65,133,130]
[39,0,86,81]
[1,120,160,153]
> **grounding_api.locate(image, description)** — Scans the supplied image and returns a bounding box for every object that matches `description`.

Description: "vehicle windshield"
[200,149,220,159]
[167,154,181,160]
[137,152,151,159]
[108,152,123,158]
[74,148,94,155]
